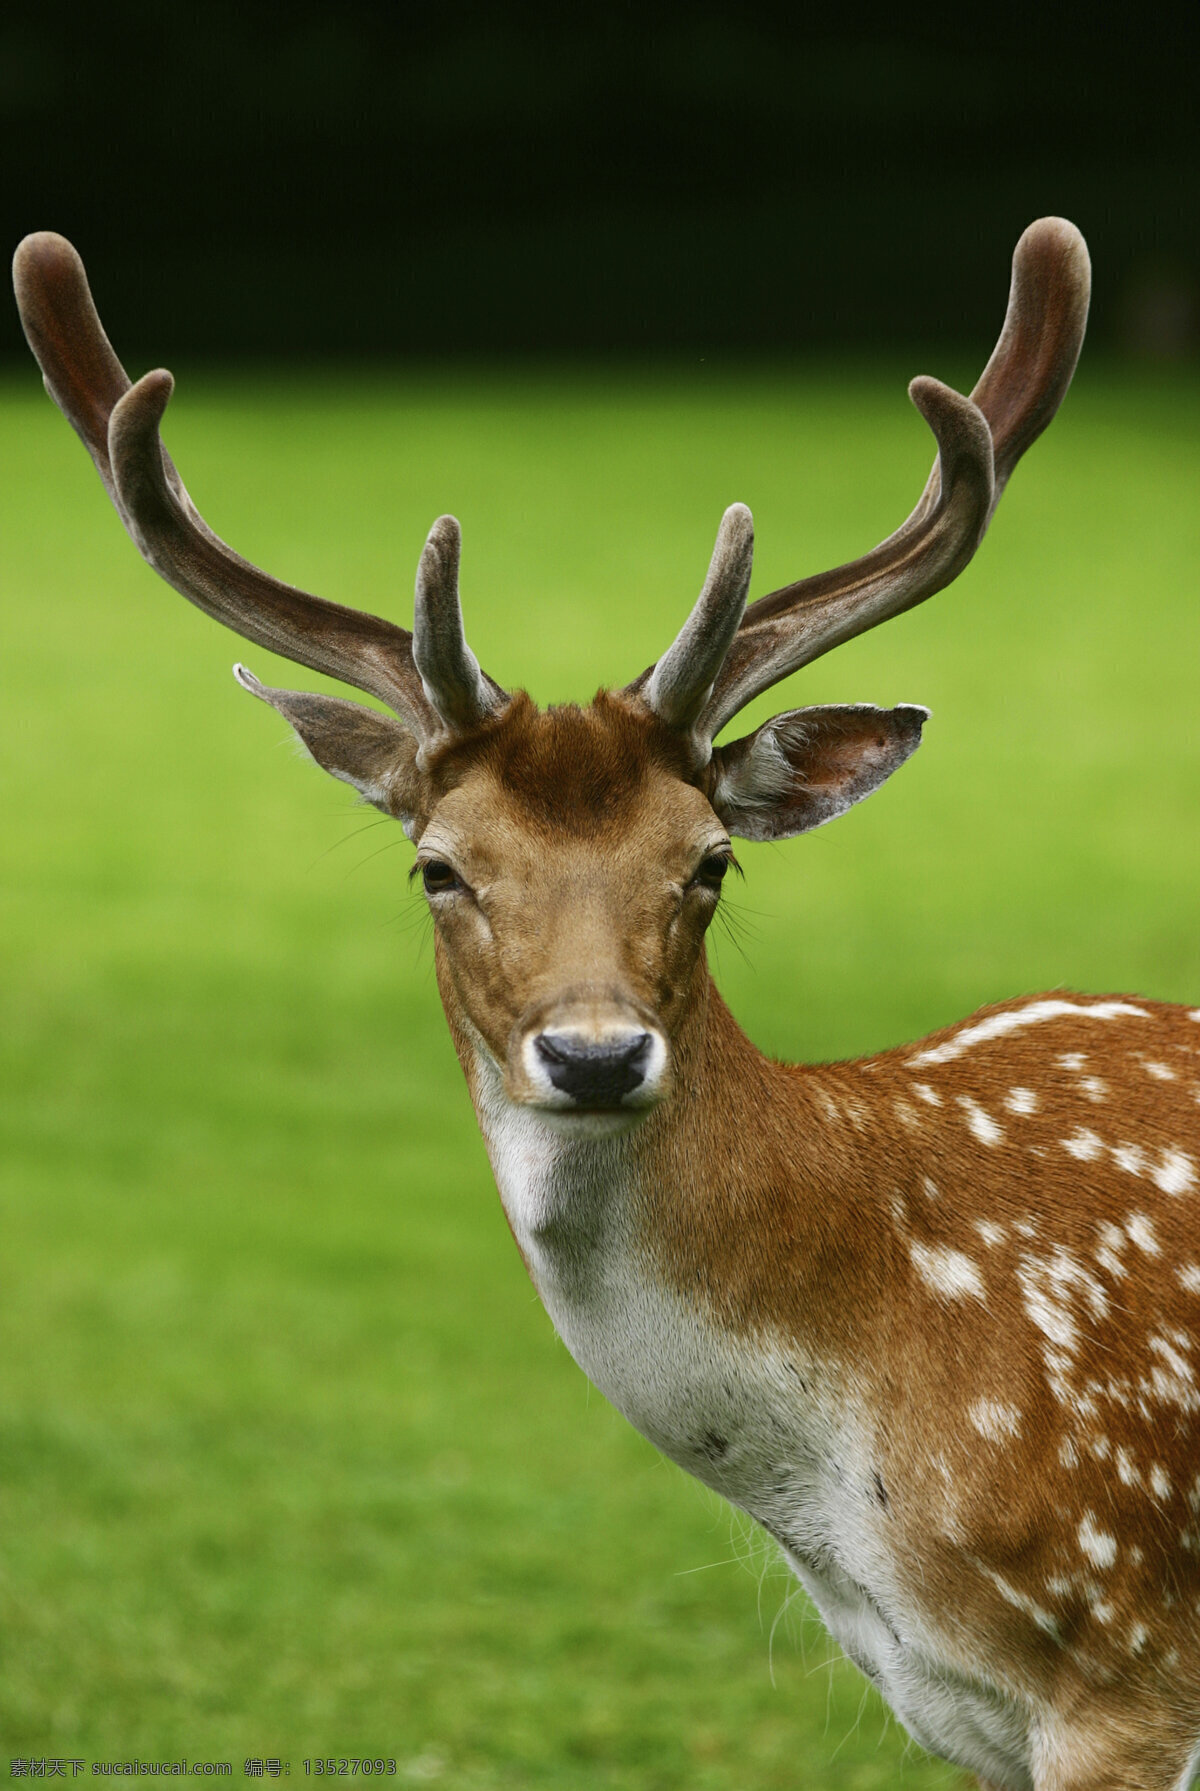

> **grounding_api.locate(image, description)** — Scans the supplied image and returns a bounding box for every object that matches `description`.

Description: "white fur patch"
[910,1243,986,1301]
[1078,1512,1117,1569]
[957,1096,1003,1146]
[1017,1248,1109,1358]
[968,1398,1022,1442]
[1061,1127,1103,1162]
[910,999,1148,1067]
[1154,1147,1196,1195]
[1143,1059,1177,1081]
[1125,1213,1160,1256]
[1095,1222,1128,1279]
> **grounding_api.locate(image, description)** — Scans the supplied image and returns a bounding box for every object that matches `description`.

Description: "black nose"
[534,1031,652,1106]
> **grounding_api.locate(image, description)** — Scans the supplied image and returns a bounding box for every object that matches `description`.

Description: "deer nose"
[534,1030,653,1106]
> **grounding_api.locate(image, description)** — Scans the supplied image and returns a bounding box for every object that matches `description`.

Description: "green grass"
[2,357,1198,1784]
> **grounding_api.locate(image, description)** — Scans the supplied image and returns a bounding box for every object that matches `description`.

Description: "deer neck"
[438,953,879,1481]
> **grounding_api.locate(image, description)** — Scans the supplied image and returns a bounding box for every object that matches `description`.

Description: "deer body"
[465,960,1200,1786]
[17,219,1200,1786]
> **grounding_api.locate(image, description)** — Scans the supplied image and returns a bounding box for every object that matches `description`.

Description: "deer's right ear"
[234,666,424,836]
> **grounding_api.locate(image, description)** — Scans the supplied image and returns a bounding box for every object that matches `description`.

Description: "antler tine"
[970,217,1091,511]
[12,230,131,511]
[413,515,505,734]
[694,380,996,738]
[13,232,507,744]
[636,218,1089,747]
[644,504,754,737]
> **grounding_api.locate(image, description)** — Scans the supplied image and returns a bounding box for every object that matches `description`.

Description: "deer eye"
[420,860,461,896]
[691,853,732,891]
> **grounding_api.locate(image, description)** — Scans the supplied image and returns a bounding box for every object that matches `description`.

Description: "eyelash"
[691,852,738,890]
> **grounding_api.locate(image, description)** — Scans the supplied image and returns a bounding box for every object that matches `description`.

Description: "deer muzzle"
[509,989,671,1116]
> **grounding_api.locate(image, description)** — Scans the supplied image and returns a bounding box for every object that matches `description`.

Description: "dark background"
[2,2,1197,362]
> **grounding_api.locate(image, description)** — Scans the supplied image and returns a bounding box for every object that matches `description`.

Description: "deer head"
[12,222,1089,1129]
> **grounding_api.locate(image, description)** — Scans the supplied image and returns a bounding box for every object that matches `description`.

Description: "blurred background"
[1,0,1198,363]
[2,4,1199,1785]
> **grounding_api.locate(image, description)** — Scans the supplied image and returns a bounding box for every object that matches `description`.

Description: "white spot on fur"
[975,1220,1006,1247]
[1095,1222,1128,1279]
[957,1095,1003,1146]
[1178,1263,1200,1295]
[1154,1147,1196,1195]
[909,1242,986,1302]
[1113,1143,1147,1178]
[1128,1621,1149,1654]
[969,1398,1022,1442]
[1146,1334,1198,1407]
[1125,1213,1160,1256]
[1018,1248,1109,1363]
[911,1082,941,1106]
[1004,1087,1038,1115]
[1151,1464,1172,1500]
[1143,1059,1177,1081]
[1019,1272,1077,1352]
[1062,1127,1103,1162]
[921,1177,939,1201]
[893,1098,920,1130]
[1079,1076,1108,1103]
[1058,1051,1087,1073]
[910,999,1148,1066]
[813,1086,841,1122]
[1078,1512,1118,1569]
[1116,1446,1141,1488]
[1059,1437,1079,1469]
[979,1567,1060,1638]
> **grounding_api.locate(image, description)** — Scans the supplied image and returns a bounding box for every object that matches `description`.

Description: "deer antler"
[633,218,1090,749]
[12,232,505,747]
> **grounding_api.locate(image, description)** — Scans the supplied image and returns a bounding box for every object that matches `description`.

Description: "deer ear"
[234,666,425,836]
[710,703,929,842]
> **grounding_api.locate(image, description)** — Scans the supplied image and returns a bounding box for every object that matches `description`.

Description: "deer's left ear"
[709,703,929,842]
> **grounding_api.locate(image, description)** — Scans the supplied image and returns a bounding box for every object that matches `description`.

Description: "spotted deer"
[14,219,1200,1789]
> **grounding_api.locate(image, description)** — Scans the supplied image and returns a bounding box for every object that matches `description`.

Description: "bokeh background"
[3,5,1199,1785]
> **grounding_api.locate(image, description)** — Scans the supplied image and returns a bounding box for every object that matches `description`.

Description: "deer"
[13,218,1200,1789]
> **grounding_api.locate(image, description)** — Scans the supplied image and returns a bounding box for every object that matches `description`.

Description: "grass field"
[2,357,1199,1785]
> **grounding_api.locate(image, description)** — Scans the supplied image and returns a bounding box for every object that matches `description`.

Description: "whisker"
[344,836,408,878]
[306,815,395,872]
